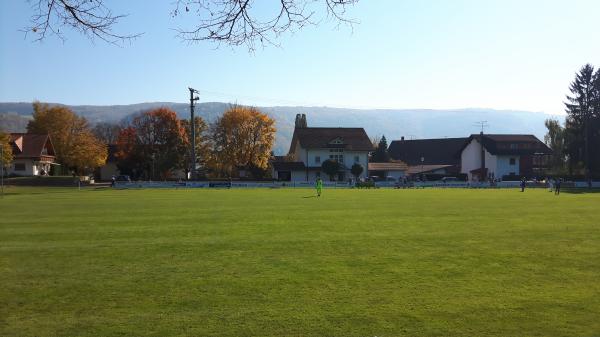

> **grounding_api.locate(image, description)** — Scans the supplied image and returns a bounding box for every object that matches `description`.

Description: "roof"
[462,134,553,155]
[407,164,454,175]
[388,137,468,166]
[368,162,408,171]
[289,127,374,153]
[272,161,306,171]
[9,133,56,159]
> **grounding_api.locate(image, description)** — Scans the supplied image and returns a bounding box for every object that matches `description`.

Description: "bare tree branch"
[23,0,142,46]
[23,0,358,49]
[172,0,358,51]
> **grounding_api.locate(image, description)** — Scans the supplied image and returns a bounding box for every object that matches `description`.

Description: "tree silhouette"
[24,0,358,49]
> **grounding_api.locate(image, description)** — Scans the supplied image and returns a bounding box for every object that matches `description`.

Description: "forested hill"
[0,102,557,155]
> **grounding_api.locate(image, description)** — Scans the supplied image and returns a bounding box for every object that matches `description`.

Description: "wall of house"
[385,170,405,180]
[7,159,38,176]
[461,139,483,180]
[485,151,497,178]
[301,147,369,180]
[496,155,519,178]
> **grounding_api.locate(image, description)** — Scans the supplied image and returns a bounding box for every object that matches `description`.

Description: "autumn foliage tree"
[209,105,276,178]
[115,107,207,180]
[27,102,107,174]
[0,131,14,169]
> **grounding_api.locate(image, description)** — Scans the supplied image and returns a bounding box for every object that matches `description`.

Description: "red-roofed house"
[460,132,552,181]
[8,133,56,176]
[272,114,374,181]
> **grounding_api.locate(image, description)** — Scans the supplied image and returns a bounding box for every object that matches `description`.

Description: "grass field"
[1,186,599,336]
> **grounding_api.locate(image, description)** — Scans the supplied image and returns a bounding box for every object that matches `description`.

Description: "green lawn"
[1,187,599,336]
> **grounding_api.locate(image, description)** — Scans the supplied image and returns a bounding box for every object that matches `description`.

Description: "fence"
[113,180,600,189]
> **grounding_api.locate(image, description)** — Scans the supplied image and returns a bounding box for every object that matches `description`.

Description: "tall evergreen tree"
[371,135,390,162]
[564,64,600,177]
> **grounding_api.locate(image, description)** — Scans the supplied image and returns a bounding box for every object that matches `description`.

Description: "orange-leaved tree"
[0,131,14,168]
[116,107,189,180]
[209,105,276,178]
[27,102,107,174]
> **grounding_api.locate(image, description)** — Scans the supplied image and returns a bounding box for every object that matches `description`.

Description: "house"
[460,133,552,181]
[272,114,374,181]
[367,162,408,180]
[7,133,56,176]
[388,137,468,176]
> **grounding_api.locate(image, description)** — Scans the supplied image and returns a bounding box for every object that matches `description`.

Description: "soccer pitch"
[1,187,599,336]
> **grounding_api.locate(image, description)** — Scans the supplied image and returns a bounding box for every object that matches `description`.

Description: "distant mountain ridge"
[0,102,558,155]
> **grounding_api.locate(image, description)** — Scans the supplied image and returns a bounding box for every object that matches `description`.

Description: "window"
[329,154,344,163]
[509,158,516,165]
[315,156,321,164]
[329,149,344,163]
[354,156,360,163]
[510,144,518,149]
[14,163,26,171]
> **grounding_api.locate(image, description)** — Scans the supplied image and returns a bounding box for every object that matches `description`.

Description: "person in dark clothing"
[520,178,526,192]
[554,178,561,195]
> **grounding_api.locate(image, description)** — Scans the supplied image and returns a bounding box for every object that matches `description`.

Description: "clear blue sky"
[1,0,599,115]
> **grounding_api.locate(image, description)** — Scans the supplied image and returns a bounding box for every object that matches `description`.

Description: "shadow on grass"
[302,195,318,198]
[561,188,600,194]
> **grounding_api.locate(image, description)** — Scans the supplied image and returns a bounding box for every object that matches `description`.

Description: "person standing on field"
[316,177,323,197]
[555,178,561,195]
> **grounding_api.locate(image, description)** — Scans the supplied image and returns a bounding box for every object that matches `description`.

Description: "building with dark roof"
[460,133,552,181]
[272,114,374,181]
[388,137,468,176]
[7,133,56,176]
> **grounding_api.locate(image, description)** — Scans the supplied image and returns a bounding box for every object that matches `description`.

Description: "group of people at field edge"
[547,177,562,195]
[520,177,562,195]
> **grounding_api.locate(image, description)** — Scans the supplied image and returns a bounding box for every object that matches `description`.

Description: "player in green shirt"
[316,177,323,197]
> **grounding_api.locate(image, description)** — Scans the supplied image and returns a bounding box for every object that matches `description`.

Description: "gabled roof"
[388,137,468,166]
[407,164,454,175]
[368,162,408,171]
[9,133,56,159]
[289,127,374,153]
[462,134,553,155]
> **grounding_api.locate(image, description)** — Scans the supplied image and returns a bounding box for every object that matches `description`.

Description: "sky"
[1,0,599,115]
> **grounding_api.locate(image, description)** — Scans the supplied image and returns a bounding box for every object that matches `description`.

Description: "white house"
[7,133,57,176]
[460,133,552,181]
[272,114,374,181]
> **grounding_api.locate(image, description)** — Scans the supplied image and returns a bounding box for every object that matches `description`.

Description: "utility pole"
[188,87,200,180]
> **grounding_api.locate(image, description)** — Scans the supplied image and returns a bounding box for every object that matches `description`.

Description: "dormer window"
[329,137,344,145]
